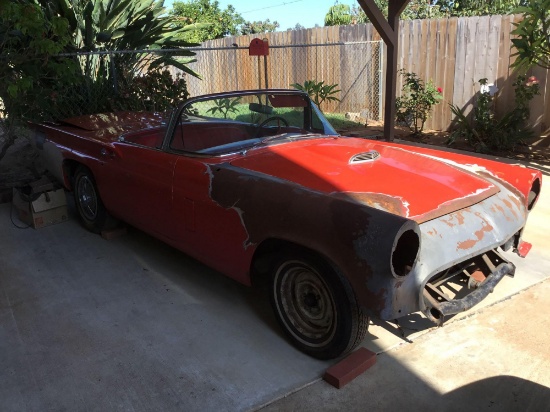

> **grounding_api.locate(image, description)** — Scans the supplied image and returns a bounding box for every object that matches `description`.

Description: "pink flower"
[526,76,539,86]
[437,87,443,94]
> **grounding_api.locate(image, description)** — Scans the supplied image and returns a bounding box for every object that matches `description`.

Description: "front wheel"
[269,252,369,359]
[73,166,112,233]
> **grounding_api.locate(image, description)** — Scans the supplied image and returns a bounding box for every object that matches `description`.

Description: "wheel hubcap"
[77,176,98,221]
[276,261,336,346]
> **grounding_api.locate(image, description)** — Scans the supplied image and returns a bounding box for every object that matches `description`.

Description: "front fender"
[209,163,417,316]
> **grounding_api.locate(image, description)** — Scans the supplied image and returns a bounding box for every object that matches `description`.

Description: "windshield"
[169,91,338,155]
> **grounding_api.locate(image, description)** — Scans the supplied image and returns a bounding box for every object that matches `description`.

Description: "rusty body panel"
[207,155,532,320]
[33,89,542,332]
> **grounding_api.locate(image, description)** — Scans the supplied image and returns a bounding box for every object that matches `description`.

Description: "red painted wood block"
[517,240,532,258]
[101,226,127,240]
[323,347,377,389]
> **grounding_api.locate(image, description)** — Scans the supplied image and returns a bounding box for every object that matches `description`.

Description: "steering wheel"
[255,116,289,138]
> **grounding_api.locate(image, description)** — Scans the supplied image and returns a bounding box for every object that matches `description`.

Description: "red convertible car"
[34,89,542,359]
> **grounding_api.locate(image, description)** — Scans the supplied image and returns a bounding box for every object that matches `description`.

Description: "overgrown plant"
[290,80,341,110]
[448,76,540,152]
[207,97,242,118]
[511,0,550,70]
[395,71,443,135]
[0,0,203,163]
[0,1,79,162]
[111,69,190,113]
[54,0,200,119]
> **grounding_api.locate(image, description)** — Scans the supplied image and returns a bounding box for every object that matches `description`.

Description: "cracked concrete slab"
[0,145,548,411]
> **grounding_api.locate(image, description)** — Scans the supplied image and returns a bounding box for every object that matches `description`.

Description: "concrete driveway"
[261,152,550,411]
[0,149,549,411]
[0,199,333,411]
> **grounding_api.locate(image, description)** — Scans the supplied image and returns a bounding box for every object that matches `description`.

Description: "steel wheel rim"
[275,261,336,347]
[77,175,98,221]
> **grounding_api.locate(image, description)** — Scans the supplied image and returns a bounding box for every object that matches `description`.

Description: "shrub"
[395,71,443,135]
[111,69,189,113]
[290,80,341,110]
[448,75,540,152]
[511,0,550,71]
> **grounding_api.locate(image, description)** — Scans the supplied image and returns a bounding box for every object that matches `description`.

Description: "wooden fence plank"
[544,69,550,135]
[486,15,501,86]
[396,19,408,93]
[181,14,547,133]
[453,17,467,113]
[545,69,550,135]
[419,19,431,83]
[496,14,513,118]
[431,18,447,130]
[460,16,479,115]
[426,19,438,84]
[529,65,548,134]
[441,17,458,130]
[472,15,489,86]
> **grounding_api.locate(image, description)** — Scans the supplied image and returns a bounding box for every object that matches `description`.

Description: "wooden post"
[357,0,410,141]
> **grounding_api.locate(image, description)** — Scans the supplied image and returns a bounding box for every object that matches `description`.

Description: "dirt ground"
[336,120,550,166]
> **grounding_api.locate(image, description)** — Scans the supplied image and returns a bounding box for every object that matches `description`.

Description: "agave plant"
[38,0,202,76]
[31,0,205,118]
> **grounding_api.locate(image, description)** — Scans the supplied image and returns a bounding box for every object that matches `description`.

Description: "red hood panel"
[230,138,499,222]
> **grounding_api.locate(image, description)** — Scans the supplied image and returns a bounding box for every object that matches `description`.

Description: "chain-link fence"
[6,41,382,122]
[39,49,191,120]
[186,41,383,119]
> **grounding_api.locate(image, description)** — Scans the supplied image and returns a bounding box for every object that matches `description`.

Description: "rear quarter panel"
[34,123,120,193]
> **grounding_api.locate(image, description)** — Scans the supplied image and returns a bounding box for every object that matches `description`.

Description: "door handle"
[100,148,115,158]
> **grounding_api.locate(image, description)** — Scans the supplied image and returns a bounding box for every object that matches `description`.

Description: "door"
[97,144,177,239]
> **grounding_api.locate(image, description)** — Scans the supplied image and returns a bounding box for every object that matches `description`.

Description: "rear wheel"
[73,166,112,233]
[270,252,369,359]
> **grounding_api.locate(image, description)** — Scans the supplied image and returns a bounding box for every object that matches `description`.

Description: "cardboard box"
[13,187,68,229]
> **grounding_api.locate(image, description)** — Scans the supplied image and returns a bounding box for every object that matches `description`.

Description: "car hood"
[229,137,500,223]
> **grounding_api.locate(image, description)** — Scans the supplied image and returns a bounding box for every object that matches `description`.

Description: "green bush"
[448,75,540,152]
[111,69,189,113]
[395,71,443,135]
[290,80,341,110]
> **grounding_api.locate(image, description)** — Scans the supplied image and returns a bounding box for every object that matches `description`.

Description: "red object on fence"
[249,38,269,56]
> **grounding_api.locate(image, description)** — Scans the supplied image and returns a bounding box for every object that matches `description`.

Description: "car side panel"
[94,143,177,238]
[207,163,412,315]
[170,157,254,284]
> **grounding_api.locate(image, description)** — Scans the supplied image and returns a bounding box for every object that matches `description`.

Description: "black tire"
[73,166,111,233]
[269,251,369,359]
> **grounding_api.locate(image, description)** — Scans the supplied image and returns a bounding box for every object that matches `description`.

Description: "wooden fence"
[189,14,549,134]
[186,36,384,118]
[396,14,549,133]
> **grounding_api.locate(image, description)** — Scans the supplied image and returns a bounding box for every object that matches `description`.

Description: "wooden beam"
[357,0,395,45]
[357,0,411,141]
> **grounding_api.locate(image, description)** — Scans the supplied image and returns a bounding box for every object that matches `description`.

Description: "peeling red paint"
[457,239,478,250]
[441,217,456,228]
[457,216,494,250]
[501,198,518,219]
[440,210,468,228]
[32,95,542,326]
[509,194,521,210]
[493,203,512,222]
[474,221,494,241]
[342,192,407,216]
